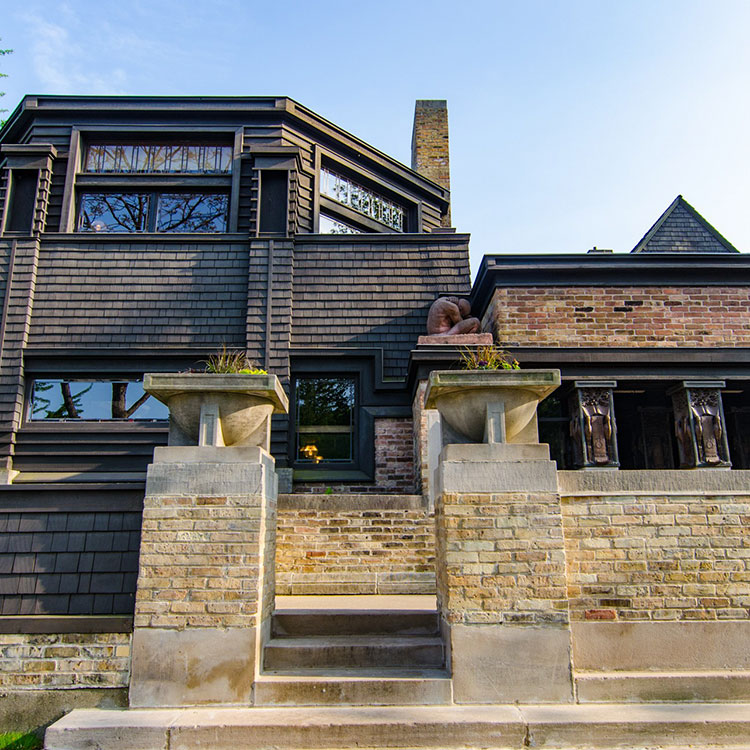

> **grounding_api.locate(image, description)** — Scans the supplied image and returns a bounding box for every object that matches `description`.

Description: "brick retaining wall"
[561,491,750,622]
[276,494,435,595]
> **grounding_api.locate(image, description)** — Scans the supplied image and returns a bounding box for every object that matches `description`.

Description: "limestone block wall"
[485,287,750,348]
[437,491,569,625]
[0,633,130,689]
[561,490,750,622]
[276,494,435,595]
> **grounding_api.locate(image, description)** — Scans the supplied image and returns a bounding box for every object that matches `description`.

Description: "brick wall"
[561,492,750,622]
[276,495,435,595]
[374,418,415,493]
[486,287,750,348]
[0,632,130,689]
[437,491,569,625]
[134,494,267,630]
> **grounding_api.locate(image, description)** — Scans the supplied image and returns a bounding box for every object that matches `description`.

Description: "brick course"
[486,287,750,348]
[276,503,435,595]
[436,492,569,626]
[133,494,268,630]
[0,632,130,689]
[561,492,750,622]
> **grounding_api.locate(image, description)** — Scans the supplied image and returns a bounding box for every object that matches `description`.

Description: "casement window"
[28,379,168,421]
[294,377,356,464]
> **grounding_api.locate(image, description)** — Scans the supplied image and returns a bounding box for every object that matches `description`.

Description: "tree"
[0,39,13,121]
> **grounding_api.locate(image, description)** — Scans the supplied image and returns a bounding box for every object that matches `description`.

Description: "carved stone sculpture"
[669,382,730,468]
[426,296,481,336]
[569,382,619,468]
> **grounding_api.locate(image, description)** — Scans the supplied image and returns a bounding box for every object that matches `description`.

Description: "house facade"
[1,96,749,733]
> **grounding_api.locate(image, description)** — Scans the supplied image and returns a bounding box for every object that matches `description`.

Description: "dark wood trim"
[39,232,248,243]
[0,483,144,511]
[0,238,17,359]
[294,232,470,245]
[0,616,133,633]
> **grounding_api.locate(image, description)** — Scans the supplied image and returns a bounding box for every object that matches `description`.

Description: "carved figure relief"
[671,385,729,468]
[426,297,481,335]
[569,385,618,468]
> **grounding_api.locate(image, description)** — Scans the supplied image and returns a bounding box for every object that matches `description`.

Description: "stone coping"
[143,373,289,413]
[558,469,750,496]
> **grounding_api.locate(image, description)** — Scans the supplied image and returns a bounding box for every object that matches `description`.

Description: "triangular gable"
[631,195,739,253]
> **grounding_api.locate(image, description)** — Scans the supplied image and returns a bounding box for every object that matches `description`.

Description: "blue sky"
[1,0,749,276]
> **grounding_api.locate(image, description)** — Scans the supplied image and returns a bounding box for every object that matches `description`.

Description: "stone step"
[44,704,750,750]
[272,610,440,637]
[254,670,452,706]
[576,669,750,703]
[262,635,445,670]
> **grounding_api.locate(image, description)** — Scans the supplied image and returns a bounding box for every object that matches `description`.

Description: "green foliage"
[459,345,519,371]
[0,40,12,119]
[203,346,266,374]
[0,733,43,750]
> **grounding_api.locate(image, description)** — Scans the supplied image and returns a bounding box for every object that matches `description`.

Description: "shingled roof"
[631,195,739,254]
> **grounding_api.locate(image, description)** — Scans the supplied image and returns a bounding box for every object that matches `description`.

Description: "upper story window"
[318,214,362,235]
[320,167,405,232]
[85,144,232,174]
[78,192,229,233]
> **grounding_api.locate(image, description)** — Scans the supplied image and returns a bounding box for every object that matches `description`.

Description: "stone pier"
[129,446,277,707]
[435,442,573,703]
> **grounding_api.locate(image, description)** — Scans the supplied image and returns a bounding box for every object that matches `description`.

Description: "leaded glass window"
[85,144,232,174]
[320,168,404,232]
[29,380,168,421]
[295,377,355,463]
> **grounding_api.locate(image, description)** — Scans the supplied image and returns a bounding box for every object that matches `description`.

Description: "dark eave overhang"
[471,252,750,319]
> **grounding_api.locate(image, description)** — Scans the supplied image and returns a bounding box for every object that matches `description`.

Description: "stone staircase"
[255,598,451,705]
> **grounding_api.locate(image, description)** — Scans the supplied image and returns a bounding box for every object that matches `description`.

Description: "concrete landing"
[45,703,750,750]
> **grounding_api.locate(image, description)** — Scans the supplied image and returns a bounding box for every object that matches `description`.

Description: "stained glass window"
[85,144,232,174]
[320,168,404,232]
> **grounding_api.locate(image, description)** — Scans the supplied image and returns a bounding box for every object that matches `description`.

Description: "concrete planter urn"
[143,373,289,450]
[424,369,561,444]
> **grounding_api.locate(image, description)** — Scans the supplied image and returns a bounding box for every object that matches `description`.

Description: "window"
[78,192,229,233]
[319,214,362,235]
[85,144,232,174]
[70,139,234,233]
[29,380,168,421]
[294,377,356,464]
[320,167,405,232]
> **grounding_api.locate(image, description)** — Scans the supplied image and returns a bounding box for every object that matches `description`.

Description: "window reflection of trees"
[31,381,166,420]
[295,378,355,463]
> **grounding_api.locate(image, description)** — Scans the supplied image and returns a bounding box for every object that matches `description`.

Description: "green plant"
[460,345,519,371]
[0,733,43,750]
[202,346,267,374]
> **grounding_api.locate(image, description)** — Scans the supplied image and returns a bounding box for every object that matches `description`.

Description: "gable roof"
[631,195,739,254]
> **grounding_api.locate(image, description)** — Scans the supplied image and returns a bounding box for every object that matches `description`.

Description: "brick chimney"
[411,100,451,226]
